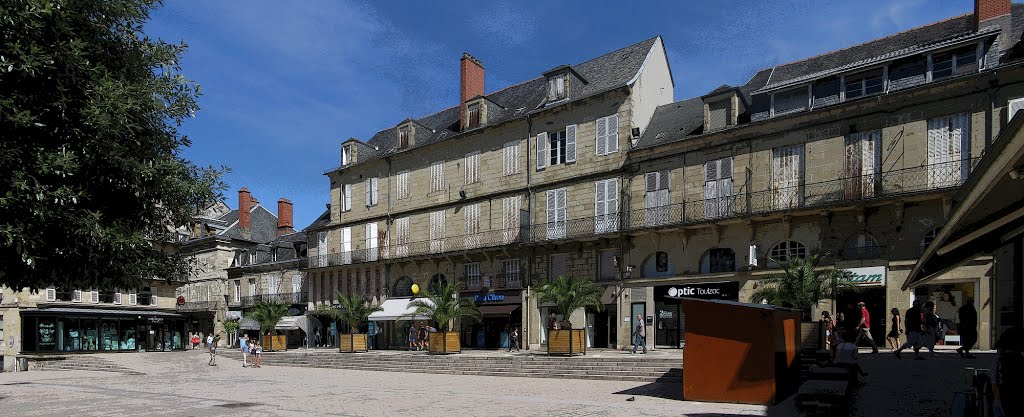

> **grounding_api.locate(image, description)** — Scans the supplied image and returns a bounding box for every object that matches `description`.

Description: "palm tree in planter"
[333,292,382,353]
[536,275,604,356]
[250,300,290,351]
[222,319,240,348]
[406,279,480,354]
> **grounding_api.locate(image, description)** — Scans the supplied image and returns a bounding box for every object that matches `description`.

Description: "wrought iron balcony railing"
[309,226,527,268]
[458,273,524,292]
[238,292,307,307]
[176,300,224,312]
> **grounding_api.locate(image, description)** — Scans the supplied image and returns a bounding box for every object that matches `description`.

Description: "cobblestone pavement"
[0,350,761,417]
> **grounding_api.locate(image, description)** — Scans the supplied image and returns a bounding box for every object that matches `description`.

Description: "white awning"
[368,298,434,321]
[240,316,311,333]
[239,317,259,330]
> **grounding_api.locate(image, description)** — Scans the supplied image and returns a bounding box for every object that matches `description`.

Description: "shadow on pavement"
[613,382,684,401]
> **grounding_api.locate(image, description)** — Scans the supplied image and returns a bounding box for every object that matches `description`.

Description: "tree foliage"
[535,275,604,329]
[0,0,226,290]
[406,279,480,332]
[331,292,382,334]
[750,252,858,317]
[249,301,289,336]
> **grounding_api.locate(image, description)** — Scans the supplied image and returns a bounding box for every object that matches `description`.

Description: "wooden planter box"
[339,333,368,353]
[428,332,461,354]
[548,329,586,355]
[262,334,287,352]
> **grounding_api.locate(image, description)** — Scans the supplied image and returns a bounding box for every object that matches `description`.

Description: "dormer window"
[466,102,482,129]
[707,99,732,131]
[844,69,884,100]
[931,45,979,81]
[547,72,568,102]
[771,86,809,117]
[398,126,410,149]
[342,144,353,166]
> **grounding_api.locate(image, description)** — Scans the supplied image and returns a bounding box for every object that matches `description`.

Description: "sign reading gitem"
[845,266,886,287]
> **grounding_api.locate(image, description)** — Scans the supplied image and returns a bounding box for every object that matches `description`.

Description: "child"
[253,341,263,368]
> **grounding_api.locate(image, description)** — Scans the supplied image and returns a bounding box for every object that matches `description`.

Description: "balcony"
[176,300,225,313]
[530,214,620,243]
[310,227,526,268]
[458,273,525,292]
[627,158,979,231]
[238,292,307,307]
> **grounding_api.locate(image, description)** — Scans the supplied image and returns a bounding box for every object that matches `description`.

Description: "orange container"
[681,299,801,405]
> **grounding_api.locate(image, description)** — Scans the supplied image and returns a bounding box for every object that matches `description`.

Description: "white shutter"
[536,133,548,170]
[607,178,618,231]
[150,287,158,306]
[861,131,880,197]
[365,223,378,261]
[546,190,556,236]
[556,188,567,238]
[596,117,607,156]
[90,290,98,303]
[773,146,803,208]
[565,124,577,163]
[607,114,619,153]
[503,142,519,176]
[45,288,56,302]
[397,172,408,199]
[927,118,947,187]
[114,292,122,305]
[129,292,137,305]
[719,158,734,216]
[1009,98,1024,122]
[704,160,719,218]
[365,179,371,206]
[371,178,379,205]
[953,113,970,183]
[594,180,607,233]
[644,173,658,209]
[343,184,352,210]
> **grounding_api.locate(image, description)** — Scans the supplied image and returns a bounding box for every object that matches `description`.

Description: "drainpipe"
[385,155,393,300]
[525,113,534,350]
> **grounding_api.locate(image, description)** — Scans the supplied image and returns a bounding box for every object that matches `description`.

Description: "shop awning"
[368,298,433,321]
[239,317,259,330]
[479,304,520,317]
[239,316,311,333]
[22,307,184,318]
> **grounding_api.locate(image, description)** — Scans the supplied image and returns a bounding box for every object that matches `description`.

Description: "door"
[630,302,646,346]
[586,312,595,348]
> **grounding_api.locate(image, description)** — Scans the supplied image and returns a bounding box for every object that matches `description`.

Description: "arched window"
[700,248,736,273]
[843,233,881,259]
[921,227,940,255]
[640,252,675,278]
[392,276,414,297]
[769,241,807,263]
[428,274,447,294]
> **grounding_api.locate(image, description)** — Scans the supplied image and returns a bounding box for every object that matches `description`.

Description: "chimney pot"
[975,0,1011,29]
[277,198,294,237]
[460,53,485,131]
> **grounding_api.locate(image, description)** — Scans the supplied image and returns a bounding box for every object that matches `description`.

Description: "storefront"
[911,280,979,347]
[368,297,433,350]
[462,292,521,349]
[654,281,739,348]
[836,266,888,345]
[19,308,186,353]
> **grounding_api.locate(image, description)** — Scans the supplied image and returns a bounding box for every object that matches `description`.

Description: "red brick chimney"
[460,53,484,131]
[238,188,252,231]
[975,0,1011,29]
[277,198,294,236]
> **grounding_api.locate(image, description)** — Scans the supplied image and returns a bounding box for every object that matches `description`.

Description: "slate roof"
[304,206,332,231]
[327,37,660,173]
[635,68,773,150]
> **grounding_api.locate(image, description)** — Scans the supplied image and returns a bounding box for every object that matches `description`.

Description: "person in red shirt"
[854,301,880,353]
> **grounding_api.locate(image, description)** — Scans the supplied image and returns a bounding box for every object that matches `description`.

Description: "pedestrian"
[253,341,262,368]
[417,324,428,351]
[315,331,322,348]
[834,329,869,380]
[208,335,219,366]
[956,297,978,358]
[993,327,1024,417]
[886,308,903,351]
[206,333,214,350]
[853,301,879,353]
[190,333,200,350]
[922,301,939,355]
[239,334,250,368]
[821,311,837,354]
[895,300,924,360]
[632,314,647,354]
[407,324,417,351]
[509,326,521,352]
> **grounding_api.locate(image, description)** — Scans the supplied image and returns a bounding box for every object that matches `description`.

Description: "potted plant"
[536,275,604,356]
[222,319,240,348]
[250,300,290,351]
[750,252,857,350]
[407,279,480,354]
[332,292,382,353]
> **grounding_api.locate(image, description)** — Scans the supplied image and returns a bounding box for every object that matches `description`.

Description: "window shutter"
[91,290,99,303]
[372,178,379,205]
[607,114,619,153]
[114,292,122,304]
[365,179,371,206]
[342,227,351,252]
[704,161,719,218]
[645,172,658,193]
[45,288,56,302]
[150,287,158,306]
[546,190,557,225]
[129,292,137,305]
[595,180,606,219]
[536,133,548,170]
[344,184,352,210]
[608,179,619,231]
[565,124,577,163]
[596,117,607,155]
[557,189,567,223]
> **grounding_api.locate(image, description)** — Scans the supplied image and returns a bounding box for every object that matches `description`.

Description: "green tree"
[407,279,480,332]
[535,275,604,329]
[249,301,289,336]
[333,292,382,334]
[0,0,226,291]
[750,252,858,318]
[221,319,239,347]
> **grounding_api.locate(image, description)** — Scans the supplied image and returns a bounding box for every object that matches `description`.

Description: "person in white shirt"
[834,329,868,378]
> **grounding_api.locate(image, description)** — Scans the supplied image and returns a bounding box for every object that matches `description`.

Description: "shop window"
[700,248,736,273]
[769,241,807,264]
[392,276,414,297]
[842,234,882,260]
[428,274,447,294]
[921,227,940,255]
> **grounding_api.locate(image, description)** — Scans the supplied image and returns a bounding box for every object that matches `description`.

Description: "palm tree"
[407,279,481,332]
[222,319,240,348]
[750,252,858,319]
[535,275,604,329]
[249,300,290,339]
[335,292,382,334]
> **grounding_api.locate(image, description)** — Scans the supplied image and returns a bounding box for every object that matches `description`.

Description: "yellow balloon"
[411,284,420,294]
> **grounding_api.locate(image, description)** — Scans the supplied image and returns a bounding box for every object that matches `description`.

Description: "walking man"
[632,314,647,354]
[854,302,879,353]
[895,300,924,359]
[239,334,250,367]
[922,301,939,355]
[957,297,978,358]
[208,335,218,366]
[508,326,521,352]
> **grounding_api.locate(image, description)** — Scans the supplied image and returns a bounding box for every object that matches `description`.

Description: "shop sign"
[846,266,886,287]
[148,317,164,324]
[474,294,505,303]
[176,296,186,306]
[660,281,739,301]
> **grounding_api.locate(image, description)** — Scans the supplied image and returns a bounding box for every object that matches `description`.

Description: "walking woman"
[821,311,837,354]
[887,307,903,350]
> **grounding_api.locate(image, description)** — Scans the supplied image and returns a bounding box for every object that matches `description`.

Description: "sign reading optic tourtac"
[661,281,739,301]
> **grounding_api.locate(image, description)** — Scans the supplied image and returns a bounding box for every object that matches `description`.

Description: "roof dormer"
[397,120,415,150]
[701,86,743,132]
[542,65,588,105]
[341,138,359,166]
[463,96,488,130]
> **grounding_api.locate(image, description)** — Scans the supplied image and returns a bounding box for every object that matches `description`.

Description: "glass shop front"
[21,311,187,353]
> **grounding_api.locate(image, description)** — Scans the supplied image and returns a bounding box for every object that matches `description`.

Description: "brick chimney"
[238,188,252,234]
[975,0,1011,29]
[460,53,485,131]
[277,198,294,236]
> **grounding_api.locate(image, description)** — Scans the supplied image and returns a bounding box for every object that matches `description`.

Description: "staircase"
[244,351,681,383]
[27,355,144,375]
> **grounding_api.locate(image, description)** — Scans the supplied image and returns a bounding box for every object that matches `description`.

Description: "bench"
[795,379,851,416]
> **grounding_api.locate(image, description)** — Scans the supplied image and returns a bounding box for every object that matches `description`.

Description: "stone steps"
[28,356,143,375]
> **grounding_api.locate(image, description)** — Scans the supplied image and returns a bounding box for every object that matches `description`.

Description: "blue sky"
[146,0,971,229]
